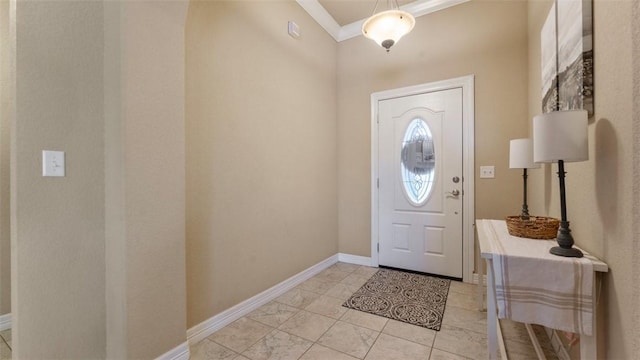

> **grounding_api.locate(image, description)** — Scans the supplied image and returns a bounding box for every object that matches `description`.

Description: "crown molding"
[407,0,470,18]
[295,0,342,41]
[297,0,471,43]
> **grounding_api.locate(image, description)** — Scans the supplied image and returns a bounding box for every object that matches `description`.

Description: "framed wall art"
[541,2,558,114]
[541,0,594,116]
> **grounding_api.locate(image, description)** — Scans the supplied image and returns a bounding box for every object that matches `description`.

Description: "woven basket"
[505,216,559,239]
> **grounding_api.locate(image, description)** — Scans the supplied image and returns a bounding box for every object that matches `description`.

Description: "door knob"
[446,189,460,196]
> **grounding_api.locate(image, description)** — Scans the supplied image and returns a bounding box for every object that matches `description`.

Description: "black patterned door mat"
[342,268,450,330]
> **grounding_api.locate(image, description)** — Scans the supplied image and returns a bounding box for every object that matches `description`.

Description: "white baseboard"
[186,254,339,345]
[0,313,11,331]
[337,253,372,266]
[155,341,190,360]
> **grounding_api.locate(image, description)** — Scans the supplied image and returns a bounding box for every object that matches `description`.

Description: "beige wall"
[0,0,11,317]
[337,0,530,256]
[527,0,638,358]
[11,1,106,357]
[633,0,640,356]
[185,1,338,327]
[8,1,188,358]
[4,0,638,358]
[105,2,188,358]
[104,3,125,355]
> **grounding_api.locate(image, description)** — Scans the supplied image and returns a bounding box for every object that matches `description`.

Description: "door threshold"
[379,265,463,282]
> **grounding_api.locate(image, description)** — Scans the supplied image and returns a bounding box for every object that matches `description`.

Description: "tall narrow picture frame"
[541,0,594,116]
[541,3,558,114]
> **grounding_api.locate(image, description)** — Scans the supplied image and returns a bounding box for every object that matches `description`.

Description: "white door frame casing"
[371,75,475,282]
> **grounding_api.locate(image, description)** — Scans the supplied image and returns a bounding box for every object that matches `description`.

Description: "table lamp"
[533,110,588,258]
[510,138,540,220]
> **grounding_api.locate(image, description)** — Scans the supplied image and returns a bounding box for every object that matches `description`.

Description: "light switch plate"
[480,165,495,179]
[43,150,65,177]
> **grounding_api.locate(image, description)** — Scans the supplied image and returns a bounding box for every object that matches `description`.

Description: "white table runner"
[483,220,594,335]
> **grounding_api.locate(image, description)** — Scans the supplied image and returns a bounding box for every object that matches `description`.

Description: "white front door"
[378,88,463,278]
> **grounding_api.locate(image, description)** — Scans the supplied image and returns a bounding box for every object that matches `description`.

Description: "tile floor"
[190,262,558,360]
[0,263,558,359]
[0,328,10,360]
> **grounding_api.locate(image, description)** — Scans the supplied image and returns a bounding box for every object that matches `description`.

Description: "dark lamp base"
[549,246,583,258]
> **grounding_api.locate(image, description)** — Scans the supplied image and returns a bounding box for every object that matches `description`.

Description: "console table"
[475,219,608,360]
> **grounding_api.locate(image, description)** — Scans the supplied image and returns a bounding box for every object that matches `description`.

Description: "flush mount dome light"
[362,0,415,52]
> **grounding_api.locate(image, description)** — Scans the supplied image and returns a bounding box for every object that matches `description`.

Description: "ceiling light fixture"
[362,0,415,52]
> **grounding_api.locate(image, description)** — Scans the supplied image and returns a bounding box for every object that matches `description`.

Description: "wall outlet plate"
[480,165,495,179]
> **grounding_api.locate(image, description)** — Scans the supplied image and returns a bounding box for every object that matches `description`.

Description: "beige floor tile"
[299,344,359,360]
[364,333,431,360]
[499,319,530,344]
[315,268,352,282]
[340,309,388,331]
[233,356,251,360]
[190,339,238,360]
[432,325,487,359]
[0,342,9,360]
[275,288,319,309]
[0,329,10,349]
[340,274,370,287]
[352,266,379,279]
[502,325,558,359]
[246,301,299,328]
[441,305,487,334]
[278,310,336,342]
[503,338,542,360]
[382,319,436,347]
[428,348,471,360]
[305,295,349,319]
[325,282,362,301]
[241,329,312,360]
[532,325,557,358]
[448,280,479,296]
[208,317,273,353]
[298,277,339,295]
[445,291,478,311]
[331,262,361,274]
[318,321,379,359]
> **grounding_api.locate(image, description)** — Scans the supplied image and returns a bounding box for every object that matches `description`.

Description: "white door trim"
[371,75,475,282]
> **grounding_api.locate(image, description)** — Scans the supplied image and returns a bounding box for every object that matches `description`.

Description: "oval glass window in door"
[400,118,435,206]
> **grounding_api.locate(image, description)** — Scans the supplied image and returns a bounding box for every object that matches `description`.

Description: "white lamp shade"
[509,138,540,169]
[533,110,588,163]
[362,10,415,49]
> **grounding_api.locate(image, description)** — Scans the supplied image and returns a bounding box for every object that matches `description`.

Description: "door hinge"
[377,243,379,253]
[377,178,379,188]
